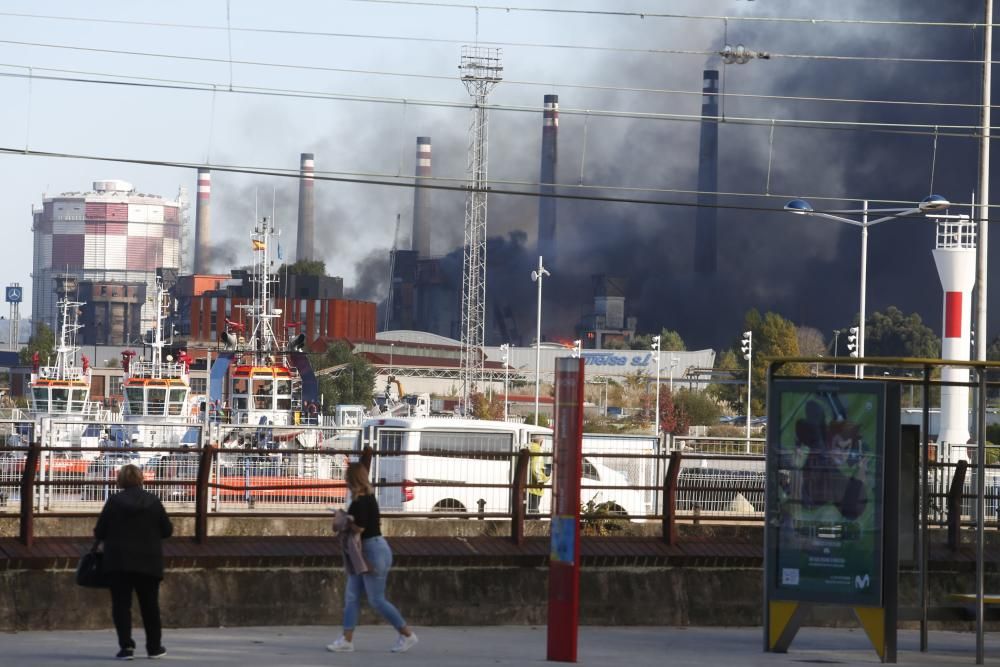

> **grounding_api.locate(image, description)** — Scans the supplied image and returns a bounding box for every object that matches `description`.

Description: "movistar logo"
[855,574,871,589]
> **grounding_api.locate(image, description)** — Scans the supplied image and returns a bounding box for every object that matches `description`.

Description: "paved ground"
[3,625,1000,666]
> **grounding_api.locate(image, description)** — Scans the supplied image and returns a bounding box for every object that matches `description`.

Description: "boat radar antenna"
[237,217,283,361]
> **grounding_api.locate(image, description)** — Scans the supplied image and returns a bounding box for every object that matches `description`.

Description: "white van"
[363,417,644,518]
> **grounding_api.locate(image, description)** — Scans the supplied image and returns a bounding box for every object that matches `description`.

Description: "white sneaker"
[391,632,419,653]
[326,636,354,653]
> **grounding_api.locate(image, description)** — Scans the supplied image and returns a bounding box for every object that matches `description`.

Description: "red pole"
[547,357,583,662]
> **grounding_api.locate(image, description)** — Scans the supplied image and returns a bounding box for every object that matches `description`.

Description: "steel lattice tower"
[458,46,502,412]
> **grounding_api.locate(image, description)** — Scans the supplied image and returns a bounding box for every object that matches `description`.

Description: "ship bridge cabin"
[229,364,301,425]
[30,378,91,414]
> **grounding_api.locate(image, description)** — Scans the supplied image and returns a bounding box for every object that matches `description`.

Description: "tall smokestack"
[296,152,315,262]
[412,137,432,257]
[694,70,719,275]
[193,168,211,274]
[536,94,558,265]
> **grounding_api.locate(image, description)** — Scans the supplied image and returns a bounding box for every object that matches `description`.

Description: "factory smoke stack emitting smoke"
[412,137,432,257]
[694,70,719,275]
[194,168,211,274]
[296,152,315,262]
[536,95,558,265]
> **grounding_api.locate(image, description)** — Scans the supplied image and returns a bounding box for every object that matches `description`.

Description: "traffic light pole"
[741,331,752,453]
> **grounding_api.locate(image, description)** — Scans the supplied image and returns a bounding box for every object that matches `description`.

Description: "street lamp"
[784,195,951,379]
[741,331,752,452]
[651,335,661,437]
[500,343,510,421]
[531,256,550,425]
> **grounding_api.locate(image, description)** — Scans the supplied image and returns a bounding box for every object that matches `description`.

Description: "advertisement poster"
[770,383,884,606]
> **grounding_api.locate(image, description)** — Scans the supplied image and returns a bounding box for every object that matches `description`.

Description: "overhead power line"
[0,143,990,218]
[0,65,986,139]
[0,5,986,31]
[347,0,988,28]
[0,14,993,65]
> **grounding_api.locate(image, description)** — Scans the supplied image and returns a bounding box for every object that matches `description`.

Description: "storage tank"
[31,180,183,334]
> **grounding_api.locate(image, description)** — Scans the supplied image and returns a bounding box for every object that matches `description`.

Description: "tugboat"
[118,278,198,453]
[209,217,321,449]
[28,297,105,468]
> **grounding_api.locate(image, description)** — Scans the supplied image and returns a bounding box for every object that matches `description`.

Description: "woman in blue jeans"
[328,463,419,654]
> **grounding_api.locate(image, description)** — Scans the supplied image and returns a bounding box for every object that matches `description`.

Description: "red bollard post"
[547,357,584,662]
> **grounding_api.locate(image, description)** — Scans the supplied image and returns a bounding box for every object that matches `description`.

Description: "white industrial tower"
[458,46,502,412]
[932,213,977,461]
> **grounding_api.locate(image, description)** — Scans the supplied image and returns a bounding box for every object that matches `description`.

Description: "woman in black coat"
[94,463,173,660]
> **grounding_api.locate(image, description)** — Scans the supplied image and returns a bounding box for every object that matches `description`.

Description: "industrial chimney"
[412,137,432,257]
[193,168,211,274]
[536,95,558,265]
[296,152,315,262]
[694,70,719,275]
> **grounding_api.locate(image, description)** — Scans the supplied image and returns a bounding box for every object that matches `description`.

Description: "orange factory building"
[178,274,376,350]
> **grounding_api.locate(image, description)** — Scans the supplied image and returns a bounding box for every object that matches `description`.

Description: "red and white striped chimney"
[296,153,315,262]
[412,137,432,257]
[193,168,211,274]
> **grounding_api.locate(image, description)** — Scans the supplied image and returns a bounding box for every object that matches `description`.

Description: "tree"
[711,310,804,415]
[316,341,376,411]
[988,335,1000,361]
[469,392,504,420]
[19,323,55,366]
[630,328,686,351]
[796,326,827,357]
[672,388,721,425]
[657,388,690,435]
[278,259,327,277]
[707,348,742,410]
[861,306,940,361]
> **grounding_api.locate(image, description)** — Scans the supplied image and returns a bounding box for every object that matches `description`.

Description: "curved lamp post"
[783,195,950,378]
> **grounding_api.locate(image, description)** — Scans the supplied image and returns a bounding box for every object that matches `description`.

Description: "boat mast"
[54,298,84,381]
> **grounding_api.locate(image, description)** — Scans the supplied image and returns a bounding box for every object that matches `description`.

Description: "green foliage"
[316,341,376,411]
[19,324,55,366]
[630,328,686,351]
[470,392,504,420]
[707,424,747,439]
[279,259,327,277]
[709,310,803,415]
[672,388,721,425]
[986,335,1000,361]
[859,306,940,359]
[528,413,551,428]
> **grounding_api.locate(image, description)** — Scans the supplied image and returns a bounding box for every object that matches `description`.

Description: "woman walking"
[94,464,173,660]
[328,462,418,653]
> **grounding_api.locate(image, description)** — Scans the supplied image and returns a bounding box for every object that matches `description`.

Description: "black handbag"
[76,541,111,588]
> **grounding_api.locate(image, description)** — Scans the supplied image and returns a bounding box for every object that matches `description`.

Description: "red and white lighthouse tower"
[932,214,977,461]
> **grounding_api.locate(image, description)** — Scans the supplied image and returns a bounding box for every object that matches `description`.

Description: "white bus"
[363,416,644,518]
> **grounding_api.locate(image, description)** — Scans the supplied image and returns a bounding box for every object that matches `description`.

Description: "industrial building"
[31,179,184,336]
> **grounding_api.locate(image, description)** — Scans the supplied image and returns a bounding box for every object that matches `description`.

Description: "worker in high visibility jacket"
[527,438,549,514]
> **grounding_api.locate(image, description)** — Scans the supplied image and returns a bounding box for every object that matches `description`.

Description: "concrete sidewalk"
[3,625,1000,666]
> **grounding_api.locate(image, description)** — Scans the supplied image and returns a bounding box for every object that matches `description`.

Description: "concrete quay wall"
[0,519,994,633]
